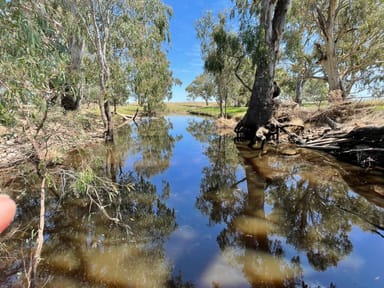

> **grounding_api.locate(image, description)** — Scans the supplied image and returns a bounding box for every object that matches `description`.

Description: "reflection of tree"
[2,130,178,286]
[235,165,300,287]
[188,118,299,286]
[118,170,177,241]
[33,167,177,286]
[167,271,195,288]
[186,118,214,142]
[268,174,353,271]
[133,117,182,178]
[187,119,243,225]
[195,142,384,286]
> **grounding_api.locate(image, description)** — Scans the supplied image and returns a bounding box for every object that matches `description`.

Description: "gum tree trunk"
[236,0,290,142]
[89,0,114,142]
[315,0,345,102]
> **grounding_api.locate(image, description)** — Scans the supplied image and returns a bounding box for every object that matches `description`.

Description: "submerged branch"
[27,176,46,288]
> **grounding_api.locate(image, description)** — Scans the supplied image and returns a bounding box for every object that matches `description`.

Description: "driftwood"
[234,98,383,171]
[271,101,384,170]
[300,126,384,169]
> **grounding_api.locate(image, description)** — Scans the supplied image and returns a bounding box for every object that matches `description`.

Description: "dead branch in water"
[25,176,46,288]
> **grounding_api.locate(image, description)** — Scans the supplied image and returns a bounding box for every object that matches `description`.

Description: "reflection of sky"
[119,115,384,287]
[161,116,229,282]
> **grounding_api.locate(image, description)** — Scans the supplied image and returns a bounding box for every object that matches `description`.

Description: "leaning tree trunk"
[236,0,290,142]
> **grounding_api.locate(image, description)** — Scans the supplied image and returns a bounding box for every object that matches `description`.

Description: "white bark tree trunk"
[89,0,114,141]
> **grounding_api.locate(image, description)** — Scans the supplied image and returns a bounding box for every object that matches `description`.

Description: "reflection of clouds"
[240,250,299,284]
[201,246,299,287]
[173,225,197,240]
[200,247,248,287]
[339,254,364,270]
[167,225,199,260]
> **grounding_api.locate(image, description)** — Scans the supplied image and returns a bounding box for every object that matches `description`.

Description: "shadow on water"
[0,115,383,287]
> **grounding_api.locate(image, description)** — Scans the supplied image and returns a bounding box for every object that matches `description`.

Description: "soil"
[217,101,384,135]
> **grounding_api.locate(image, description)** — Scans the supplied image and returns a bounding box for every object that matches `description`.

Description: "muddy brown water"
[1,115,383,287]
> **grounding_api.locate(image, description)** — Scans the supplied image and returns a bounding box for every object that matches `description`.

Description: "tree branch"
[235,56,252,92]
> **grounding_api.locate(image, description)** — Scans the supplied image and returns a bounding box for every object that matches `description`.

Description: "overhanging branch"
[235,56,252,92]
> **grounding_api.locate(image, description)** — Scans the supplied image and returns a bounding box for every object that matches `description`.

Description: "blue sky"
[163,0,232,102]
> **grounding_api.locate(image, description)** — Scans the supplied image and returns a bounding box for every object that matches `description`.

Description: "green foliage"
[282,0,384,100]
[72,167,97,196]
[0,0,177,133]
[0,101,15,127]
[105,0,175,112]
[0,1,71,116]
[194,11,254,116]
[302,79,328,105]
[186,72,215,104]
[133,49,174,113]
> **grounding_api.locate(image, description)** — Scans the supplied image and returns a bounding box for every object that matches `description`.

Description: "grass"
[114,102,245,118]
[368,99,384,111]
[116,103,141,115]
[112,99,384,120]
[165,102,247,118]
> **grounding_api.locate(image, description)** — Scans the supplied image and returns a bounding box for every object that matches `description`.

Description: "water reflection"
[1,116,383,287]
[187,118,383,287]
[187,119,243,225]
[216,143,383,287]
[187,119,301,286]
[131,117,182,178]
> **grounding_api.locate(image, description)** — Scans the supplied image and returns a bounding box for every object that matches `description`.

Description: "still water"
[1,115,384,287]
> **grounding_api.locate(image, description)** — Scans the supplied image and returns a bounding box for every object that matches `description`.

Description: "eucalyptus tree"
[72,0,173,140]
[127,1,175,115]
[73,0,120,141]
[279,8,320,104]
[285,0,384,101]
[202,13,232,117]
[0,1,76,283]
[186,72,215,105]
[0,0,71,151]
[195,12,252,117]
[132,48,174,114]
[232,0,290,143]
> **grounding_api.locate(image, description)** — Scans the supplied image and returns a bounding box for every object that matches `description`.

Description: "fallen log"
[115,108,139,121]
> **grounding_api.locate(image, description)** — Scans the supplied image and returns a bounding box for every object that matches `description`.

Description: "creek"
[1,115,384,287]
